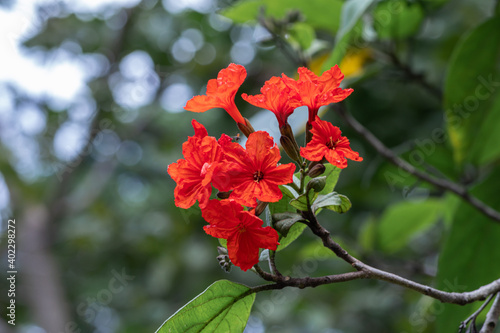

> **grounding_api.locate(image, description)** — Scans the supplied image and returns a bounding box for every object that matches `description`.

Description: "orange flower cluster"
[168,63,362,271]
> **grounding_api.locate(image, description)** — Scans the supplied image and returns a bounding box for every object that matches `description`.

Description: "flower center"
[238,223,246,233]
[326,137,339,149]
[200,162,211,176]
[253,170,264,183]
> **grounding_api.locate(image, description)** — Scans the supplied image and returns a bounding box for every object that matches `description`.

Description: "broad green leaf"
[444,17,500,166]
[373,0,424,39]
[276,223,307,252]
[290,190,318,211]
[220,0,343,34]
[336,0,374,42]
[377,198,443,253]
[435,168,500,331]
[279,184,298,199]
[325,194,352,214]
[312,192,341,211]
[259,249,269,262]
[359,216,377,251]
[288,22,316,50]
[272,212,305,236]
[321,0,372,72]
[269,192,295,215]
[156,280,255,333]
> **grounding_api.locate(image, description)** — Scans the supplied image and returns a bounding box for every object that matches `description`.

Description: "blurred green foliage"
[0,0,500,332]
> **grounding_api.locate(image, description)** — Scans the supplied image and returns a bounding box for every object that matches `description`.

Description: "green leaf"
[156,280,255,333]
[373,0,424,39]
[377,198,443,253]
[270,186,308,251]
[220,0,343,34]
[276,223,307,252]
[259,249,269,262]
[321,0,372,72]
[435,168,500,331]
[288,22,316,50]
[272,212,305,236]
[444,17,500,166]
[313,192,352,214]
[327,194,352,214]
[312,192,341,210]
[269,192,295,215]
[279,184,298,199]
[359,216,377,251]
[336,0,374,42]
[289,190,318,211]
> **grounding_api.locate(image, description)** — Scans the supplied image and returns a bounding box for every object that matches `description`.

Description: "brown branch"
[253,263,368,288]
[268,250,282,277]
[334,103,500,223]
[460,293,496,332]
[302,211,500,305]
[480,292,500,333]
[253,213,500,306]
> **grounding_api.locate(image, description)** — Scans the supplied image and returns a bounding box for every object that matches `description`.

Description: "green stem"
[299,168,306,193]
[289,182,300,193]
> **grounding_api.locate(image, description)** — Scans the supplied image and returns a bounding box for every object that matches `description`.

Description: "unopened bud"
[308,163,326,178]
[306,176,326,193]
[305,121,313,144]
[280,136,301,163]
[217,191,231,199]
[279,124,301,163]
[237,118,255,138]
[254,200,268,216]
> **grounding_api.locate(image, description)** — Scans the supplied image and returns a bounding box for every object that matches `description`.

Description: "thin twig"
[268,250,282,277]
[480,292,500,333]
[459,293,496,333]
[334,104,500,223]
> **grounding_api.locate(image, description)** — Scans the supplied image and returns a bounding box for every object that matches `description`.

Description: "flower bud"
[237,118,255,138]
[306,176,326,193]
[254,200,268,216]
[217,191,231,199]
[279,123,301,163]
[280,136,301,163]
[305,121,313,144]
[308,162,326,178]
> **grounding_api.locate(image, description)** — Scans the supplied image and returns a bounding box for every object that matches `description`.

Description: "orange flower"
[300,117,363,169]
[202,199,279,271]
[167,120,230,209]
[214,131,296,207]
[184,63,246,125]
[241,76,301,128]
[282,65,353,123]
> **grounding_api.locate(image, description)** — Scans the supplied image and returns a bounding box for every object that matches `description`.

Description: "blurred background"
[1,0,499,332]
